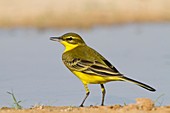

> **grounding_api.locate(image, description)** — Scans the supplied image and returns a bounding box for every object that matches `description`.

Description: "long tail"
[120,76,156,92]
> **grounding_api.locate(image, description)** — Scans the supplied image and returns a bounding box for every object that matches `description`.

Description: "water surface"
[0,23,170,107]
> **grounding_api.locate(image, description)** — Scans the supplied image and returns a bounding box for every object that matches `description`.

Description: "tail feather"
[120,76,156,92]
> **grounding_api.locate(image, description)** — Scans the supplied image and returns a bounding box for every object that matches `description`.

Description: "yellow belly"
[73,71,120,84]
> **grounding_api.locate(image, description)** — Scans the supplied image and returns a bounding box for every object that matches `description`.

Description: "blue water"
[0,23,170,108]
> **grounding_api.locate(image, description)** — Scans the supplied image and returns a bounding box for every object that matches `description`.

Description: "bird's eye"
[66,37,73,41]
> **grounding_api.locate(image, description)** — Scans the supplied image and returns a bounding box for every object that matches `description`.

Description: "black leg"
[100,84,106,106]
[80,84,90,107]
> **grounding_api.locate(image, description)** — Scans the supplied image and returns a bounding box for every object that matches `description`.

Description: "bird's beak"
[50,37,62,42]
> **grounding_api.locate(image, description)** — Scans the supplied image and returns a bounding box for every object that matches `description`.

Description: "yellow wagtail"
[50,33,156,107]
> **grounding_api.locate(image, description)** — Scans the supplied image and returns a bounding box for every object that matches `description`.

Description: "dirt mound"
[1,98,170,113]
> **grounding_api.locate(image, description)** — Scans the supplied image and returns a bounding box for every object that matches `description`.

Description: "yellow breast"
[73,71,113,84]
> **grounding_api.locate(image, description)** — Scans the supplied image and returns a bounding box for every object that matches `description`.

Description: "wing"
[102,59,120,73]
[63,58,122,76]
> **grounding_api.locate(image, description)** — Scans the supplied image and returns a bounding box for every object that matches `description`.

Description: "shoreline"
[0,0,170,28]
[1,98,170,113]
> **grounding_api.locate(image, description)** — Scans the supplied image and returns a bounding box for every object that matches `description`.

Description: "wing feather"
[63,58,121,76]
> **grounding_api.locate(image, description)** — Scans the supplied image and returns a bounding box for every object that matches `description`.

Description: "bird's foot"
[79,104,84,107]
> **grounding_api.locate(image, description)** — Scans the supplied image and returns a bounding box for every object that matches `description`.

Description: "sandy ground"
[0,98,170,113]
[0,0,170,28]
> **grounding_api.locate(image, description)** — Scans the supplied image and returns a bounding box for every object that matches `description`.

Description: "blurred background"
[0,0,170,28]
[0,0,170,108]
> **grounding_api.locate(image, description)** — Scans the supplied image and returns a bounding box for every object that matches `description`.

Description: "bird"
[50,32,156,107]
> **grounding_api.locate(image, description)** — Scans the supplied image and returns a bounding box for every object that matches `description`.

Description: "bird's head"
[50,33,86,52]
